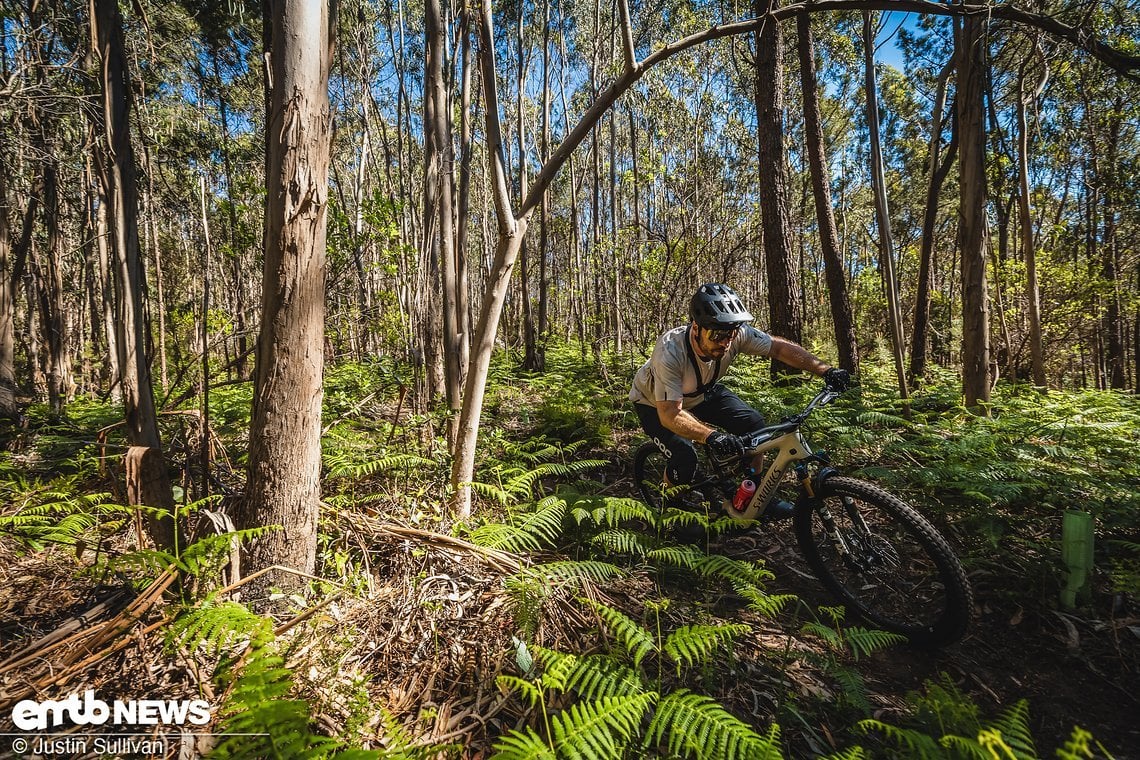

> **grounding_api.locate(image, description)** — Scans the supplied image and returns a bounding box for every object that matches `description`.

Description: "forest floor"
[1,372,1138,759]
[1,461,1137,759]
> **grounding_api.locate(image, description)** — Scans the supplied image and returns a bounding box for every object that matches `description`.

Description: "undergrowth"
[0,342,1133,757]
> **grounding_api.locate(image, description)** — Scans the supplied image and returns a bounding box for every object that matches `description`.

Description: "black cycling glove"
[824,367,853,391]
[706,430,746,459]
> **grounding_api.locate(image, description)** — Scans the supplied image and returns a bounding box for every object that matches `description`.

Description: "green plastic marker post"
[1060,510,1094,610]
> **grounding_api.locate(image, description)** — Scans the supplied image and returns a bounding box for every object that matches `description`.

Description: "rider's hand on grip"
[824,367,853,391]
[706,430,746,460]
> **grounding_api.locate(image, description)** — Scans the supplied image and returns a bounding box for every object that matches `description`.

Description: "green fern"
[167,600,271,656]
[857,719,944,758]
[583,599,657,668]
[663,623,751,671]
[491,726,556,760]
[937,700,1036,759]
[730,583,796,618]
[843,627,908,660]
[470,496,567,551]
[646,689,781,760]
[531,648,646,700]
[588,528,652,556]
[210,645,336,760]
[517,560,626,585]
[549,692,656,760]
[568,495,654,528]
[325,452,435,481]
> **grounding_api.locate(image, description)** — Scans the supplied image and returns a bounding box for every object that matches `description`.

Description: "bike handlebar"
[741,383,845,449]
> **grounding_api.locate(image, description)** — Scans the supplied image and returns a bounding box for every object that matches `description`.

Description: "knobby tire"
[794,476,973,647]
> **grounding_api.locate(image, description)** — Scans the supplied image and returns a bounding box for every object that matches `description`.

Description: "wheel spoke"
[796,476,972,646]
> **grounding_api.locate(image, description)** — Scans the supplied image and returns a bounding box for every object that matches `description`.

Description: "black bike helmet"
[689,283,754,328]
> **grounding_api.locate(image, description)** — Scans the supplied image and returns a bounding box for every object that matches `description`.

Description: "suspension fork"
[796,462,859,558]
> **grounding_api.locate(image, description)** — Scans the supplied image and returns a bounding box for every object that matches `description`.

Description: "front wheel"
[794,476,973,647]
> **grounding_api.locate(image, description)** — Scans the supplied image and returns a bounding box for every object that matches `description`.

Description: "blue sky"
[875,11,922,70]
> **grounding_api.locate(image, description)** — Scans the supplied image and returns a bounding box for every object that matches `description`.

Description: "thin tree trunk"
[863,11,908,400]
[36,152,70,416]
[797,13,857,373]
[910,59,956,386]
[1017,55,1047,388]
[92,0,176,550]
[239,0,334,586]
[957,14,992,410]
[455,9,473,386]
[427,0,462,424]
[753,0,802,379]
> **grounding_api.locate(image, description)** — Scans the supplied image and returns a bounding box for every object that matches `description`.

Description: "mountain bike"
[632,382,974,647]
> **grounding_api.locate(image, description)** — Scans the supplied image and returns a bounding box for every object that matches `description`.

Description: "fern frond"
[663,623,751,671]
[491,727,556,760]
[470,497,567,552]
[177,527,275,576]
[689,553,772,588]
[326,453,434,481]
[647,689,780,760]
[468,480,514,506]
[647,545,704,571]
[532,650,646,700]
[801,621,843,649]
[589,529,652,557]
[1056,726,1100,760]
[819,747,867,760]
[497,675,546,710]
[518,560,625,585]
[374,707,461,759]
[981,699,1036,758]
[857,719,944,759]
[583,599,657,668]
[168,601,273,655]
[504,460,608,501]
[843,627,907,660]
[550,692,656,760]
[731,583,796,618]
[568,495,654,528]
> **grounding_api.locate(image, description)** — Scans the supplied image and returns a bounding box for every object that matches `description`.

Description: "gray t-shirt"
[629,325,773,410]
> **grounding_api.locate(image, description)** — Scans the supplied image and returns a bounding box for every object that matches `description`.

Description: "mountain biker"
[629,283,851,521]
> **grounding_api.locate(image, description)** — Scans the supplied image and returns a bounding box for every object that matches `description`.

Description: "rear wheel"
[794,476,973,647]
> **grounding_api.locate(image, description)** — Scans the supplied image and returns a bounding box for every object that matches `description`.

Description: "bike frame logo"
[11,690,211,730]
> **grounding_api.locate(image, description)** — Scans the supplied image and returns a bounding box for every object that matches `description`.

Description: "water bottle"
[732,478,757,511]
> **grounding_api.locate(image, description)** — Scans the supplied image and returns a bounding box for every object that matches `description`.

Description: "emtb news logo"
[11,690,211,730]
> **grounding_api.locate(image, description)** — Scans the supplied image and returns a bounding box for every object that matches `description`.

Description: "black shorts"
[633,384,765,484]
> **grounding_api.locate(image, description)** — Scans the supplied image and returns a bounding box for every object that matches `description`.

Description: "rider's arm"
[767,337,831,376]
[655,399,716,444]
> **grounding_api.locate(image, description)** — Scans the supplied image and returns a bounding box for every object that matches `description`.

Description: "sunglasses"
[705,327,739,343]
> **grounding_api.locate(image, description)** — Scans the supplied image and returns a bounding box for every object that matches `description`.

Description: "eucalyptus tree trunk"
[419,23,445,405]
[211,52,250,380]
[1101,96,1126,390]
[752,0,802,379]
[1017,52,1047,388]
[517,0,541,371]
[863,11,908,401]
[538,0,552,344]
[34,154,70,416]
[91,0,175,550]
[910,60,956,386]
[239,0,334,586]
[0,168,35,417]
[956,15,992,410]
[797,13,857,373]
[455,9,473,385]
[426,0,463,422]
